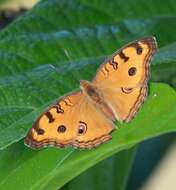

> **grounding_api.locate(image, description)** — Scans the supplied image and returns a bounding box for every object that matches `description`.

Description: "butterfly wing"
[25,37,157,149]
[25,91,115,149]
[93,37,157,122]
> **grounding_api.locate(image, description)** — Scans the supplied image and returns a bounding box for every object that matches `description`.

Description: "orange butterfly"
[25,37,157,149]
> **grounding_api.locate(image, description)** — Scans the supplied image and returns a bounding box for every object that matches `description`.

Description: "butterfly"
[25,37,157,149]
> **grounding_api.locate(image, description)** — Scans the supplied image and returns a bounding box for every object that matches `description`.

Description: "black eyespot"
[136,46,143,54]
[78,121,87,135]
[57,125,66,133]
[121,87,133,94]
[36,128,45,135]
[128,67,137,76]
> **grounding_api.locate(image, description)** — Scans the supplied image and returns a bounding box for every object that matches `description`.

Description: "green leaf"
[65,147,136,190]
[152,43,176,87]
[0,0,176,149]
[0,83,176,190]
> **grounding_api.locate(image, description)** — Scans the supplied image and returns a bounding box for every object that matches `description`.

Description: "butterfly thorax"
[80,80,116,121]
[80,80,102,103]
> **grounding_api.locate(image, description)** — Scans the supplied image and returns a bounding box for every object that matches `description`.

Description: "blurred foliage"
[0,0,38,11]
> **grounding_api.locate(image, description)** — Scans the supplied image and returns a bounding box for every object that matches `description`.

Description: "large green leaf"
[65,147,136,190]
[0,0,176,190]
[0,83,176,190]
[0,0,176,150]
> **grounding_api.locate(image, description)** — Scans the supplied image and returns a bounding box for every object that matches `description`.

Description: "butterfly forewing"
[93,37,157,88]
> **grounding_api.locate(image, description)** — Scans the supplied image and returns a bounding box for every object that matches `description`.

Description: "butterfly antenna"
[49,49,79,82]
[64,49,80,82]
[64,49,72,63]
[48,64,61,75]
[48,48,72,74]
